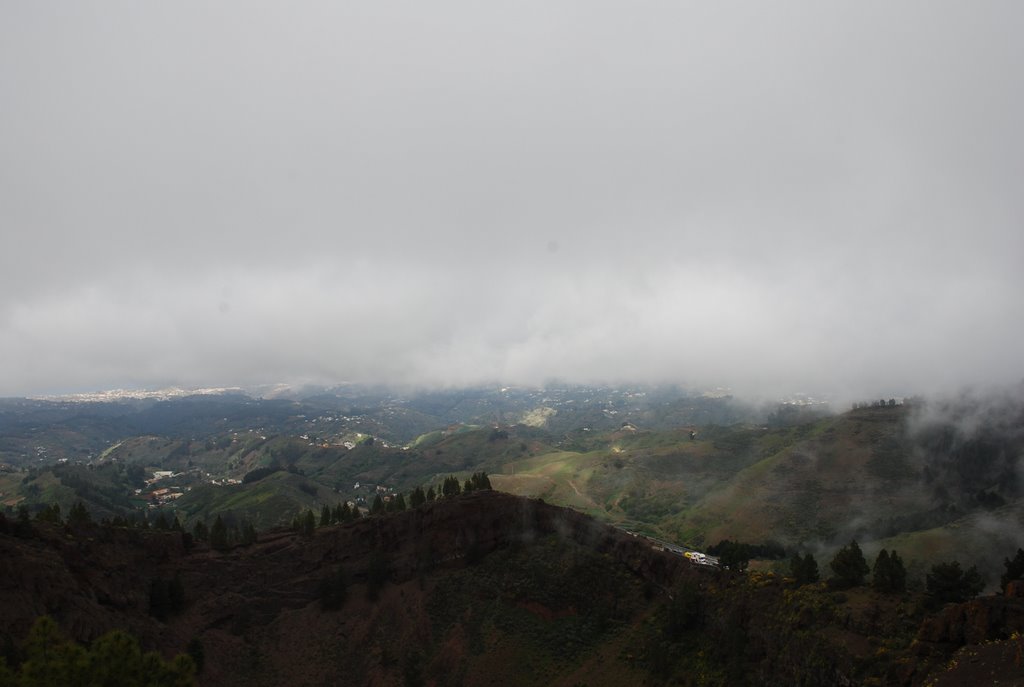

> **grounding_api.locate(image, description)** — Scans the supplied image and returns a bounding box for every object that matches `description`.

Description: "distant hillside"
[172,470,337,530]
[0,386,785,469]
[669,406,925,545]
[4,387,1023,588]
[660,400,1021,579]
[486,397,1024,588]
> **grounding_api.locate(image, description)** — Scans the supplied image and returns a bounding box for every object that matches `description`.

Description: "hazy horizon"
[3,2,1022,399]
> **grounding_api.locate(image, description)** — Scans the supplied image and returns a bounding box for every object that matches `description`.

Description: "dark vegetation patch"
[865,435,916,480]
[427,535,646,664]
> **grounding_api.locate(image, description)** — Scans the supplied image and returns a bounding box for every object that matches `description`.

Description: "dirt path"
[568,479,600,509]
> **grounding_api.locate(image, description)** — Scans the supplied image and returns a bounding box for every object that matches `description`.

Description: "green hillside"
[6,391,1022,587]
[172,470,339,530]
[487,402,1024,583]
[666,406,928,546]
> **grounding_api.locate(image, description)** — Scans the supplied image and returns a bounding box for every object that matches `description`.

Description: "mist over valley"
[3,1,1024,684]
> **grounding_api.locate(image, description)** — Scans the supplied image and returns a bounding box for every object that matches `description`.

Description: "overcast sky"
[2,2,1022,399]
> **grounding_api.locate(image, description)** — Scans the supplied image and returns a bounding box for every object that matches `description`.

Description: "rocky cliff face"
[911,594,1024,686]
[917,596,1024,646]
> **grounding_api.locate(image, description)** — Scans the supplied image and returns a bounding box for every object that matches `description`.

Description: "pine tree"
[240,521,257,546]
[426,486,436,502]
[1001,548,1024,591]
[791,553,819,586]
[320,504,331,527]
[790,553,802,583]
[829,540,869,588]
[442,476,462,498]
[301,509,316,536]
[14,505,33,537]
[927,561,985,605]
[36,503,62,525]
[13,616,196,685]
[393,493,407,512]
[192,520,208,542]
[410,486,426,508]
[155,512,170,530]
[68,501,92,527]
[210,515,228,551]
[714,540,750,572]
[804,553,819,584]
[872,549,892,591]
[463,479,474,493]
[20,616,84,686]
[873,549,907,593]
[370,494,385,515]
[471,471,492,490]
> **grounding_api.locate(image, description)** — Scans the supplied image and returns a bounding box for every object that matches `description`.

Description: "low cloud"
[1,2,1022,398]
[2,255,1020,399]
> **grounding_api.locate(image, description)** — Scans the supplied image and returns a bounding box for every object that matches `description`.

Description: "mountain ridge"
[4,490,1024,686]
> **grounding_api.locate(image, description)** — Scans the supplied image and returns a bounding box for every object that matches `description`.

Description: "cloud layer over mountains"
[2,2,1022,398]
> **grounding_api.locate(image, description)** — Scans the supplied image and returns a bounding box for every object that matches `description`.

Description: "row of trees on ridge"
[789,539,1000,607]
[291,472,492,535]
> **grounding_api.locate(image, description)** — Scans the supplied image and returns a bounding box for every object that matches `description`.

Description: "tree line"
[0,616,195,686]
[785,539,1022,608]
[290,472,492,535]
[711,535,1019,606]
[852,399,901,410]
[0,501,261,555]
